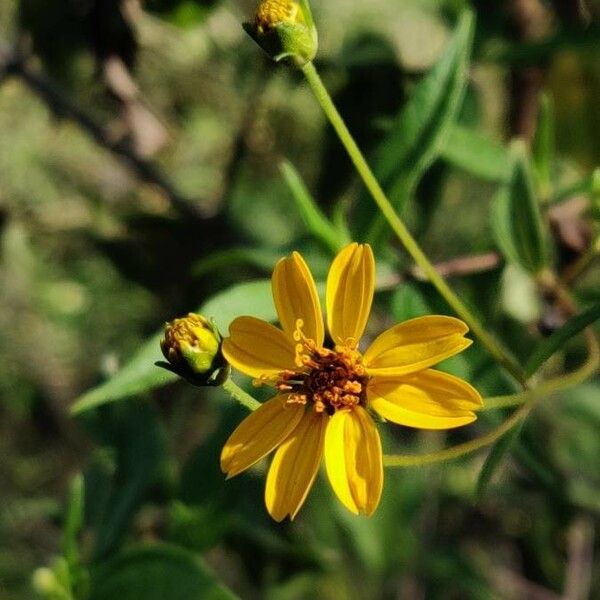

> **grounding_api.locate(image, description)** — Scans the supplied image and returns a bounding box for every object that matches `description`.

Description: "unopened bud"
[244,0,318,67]
[158,313,229,386]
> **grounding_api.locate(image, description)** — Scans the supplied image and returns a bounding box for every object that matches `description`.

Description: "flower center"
[275,321,368,415]
[255,0,301,32]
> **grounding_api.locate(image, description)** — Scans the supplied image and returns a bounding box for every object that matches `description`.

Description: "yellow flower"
[221,243,482,521]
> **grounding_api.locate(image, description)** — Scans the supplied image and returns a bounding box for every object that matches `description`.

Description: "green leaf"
[532,93,555,202]
[192,247,281,278]
[280,160,345,253]
[146,1,216,27]
[484,28,600,65]
[525,303,600,377]
[84,403,166,559]
[359,10,474,244]
[390,283,432,321]
[89,544,238,600]
[441,124,511,182]
[550,384,600,510]
[373,11,474,189]
[71,280,276,413]
[491,141,547,274]
[477,422,556,498]
[201,280,276,333]
[71,336,176,415]
[476,422,523,498]
[479,304,600,494]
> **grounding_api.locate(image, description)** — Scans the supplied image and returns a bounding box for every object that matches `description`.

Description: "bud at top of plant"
[160,313,225,383]
[244,0,317,68]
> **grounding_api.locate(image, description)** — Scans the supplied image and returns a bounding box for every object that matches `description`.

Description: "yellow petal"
[222,316,296,379]
[368,369,482,429]
[221,396,305,478]
[326,243,375,346]
[324,406,383,516]
[272,251,324,346]
[265,411,327,522]
[363,315,471,376]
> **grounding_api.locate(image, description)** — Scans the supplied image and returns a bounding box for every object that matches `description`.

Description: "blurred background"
[1,0,599,598]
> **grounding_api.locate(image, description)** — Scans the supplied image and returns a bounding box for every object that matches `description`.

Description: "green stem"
[222,378,261,411]
[301,62,527,388]
[384,404,531,467]
[481,394,527,410]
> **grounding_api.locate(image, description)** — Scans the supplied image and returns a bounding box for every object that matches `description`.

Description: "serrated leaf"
[441,124,511,182]
[89,544,238,600]
[491,141,547,274]
[525,303,600,377]
[358,10,474,244]
[71,280,276,413]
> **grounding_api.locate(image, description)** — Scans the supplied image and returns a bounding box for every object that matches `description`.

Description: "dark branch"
[0,43,207,221]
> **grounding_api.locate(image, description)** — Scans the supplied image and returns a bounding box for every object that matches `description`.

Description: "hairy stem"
[222,378,261,411]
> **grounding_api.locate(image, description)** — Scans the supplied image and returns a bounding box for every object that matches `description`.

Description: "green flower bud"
[158,313,229,386]
[244,0,318,68]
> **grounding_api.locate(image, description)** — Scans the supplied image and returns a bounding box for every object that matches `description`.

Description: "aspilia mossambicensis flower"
[221,243,482,521]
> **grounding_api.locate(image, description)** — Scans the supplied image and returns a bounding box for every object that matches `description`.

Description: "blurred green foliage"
[1,0,600,599]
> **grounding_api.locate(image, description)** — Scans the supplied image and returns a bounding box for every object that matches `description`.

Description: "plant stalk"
[223,378,261,411]
[301,61,527,388]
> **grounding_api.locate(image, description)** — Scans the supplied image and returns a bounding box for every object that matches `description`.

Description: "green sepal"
[155,359,230,388]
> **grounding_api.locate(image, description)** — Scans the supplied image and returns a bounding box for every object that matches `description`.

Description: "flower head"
[221,244,482,521]
[159,313,228,386]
